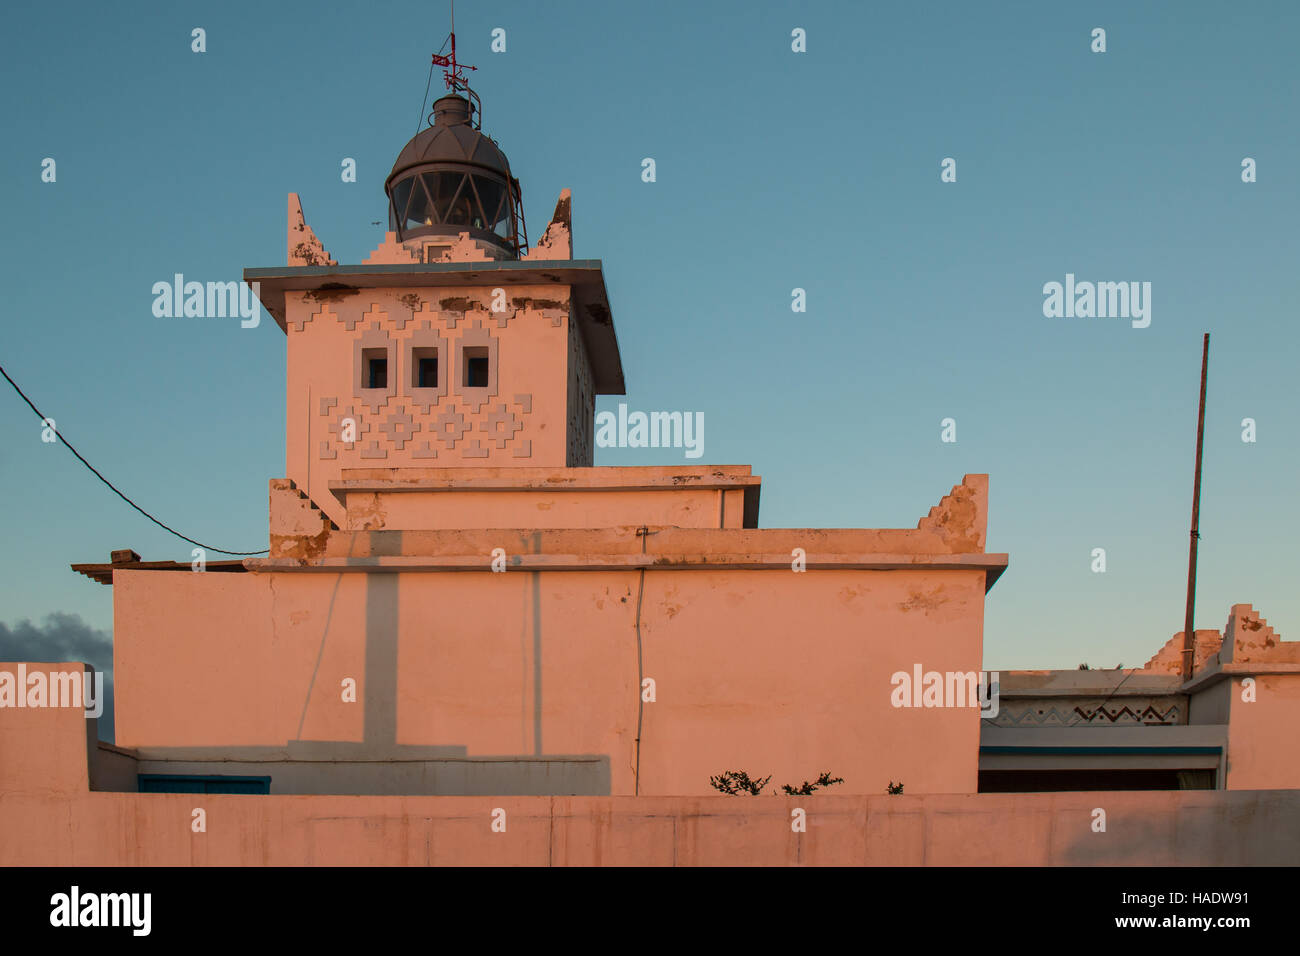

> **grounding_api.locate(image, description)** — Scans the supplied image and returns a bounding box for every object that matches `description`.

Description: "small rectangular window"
[418,357,438,388]
[363,349,388,389]
[138,774,271,794]
[411,347,439,388]
[464,346,490,388]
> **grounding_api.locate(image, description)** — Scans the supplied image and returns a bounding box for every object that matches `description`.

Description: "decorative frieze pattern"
[303,292,553,463]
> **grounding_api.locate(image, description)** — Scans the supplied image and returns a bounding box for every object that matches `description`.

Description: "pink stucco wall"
[327,465,758,532]
[1,702,1295,866]
[0,664,93,793]
[1225,675,1300,789]
[112,565,989,796]
[5,790,1294,866]
[106,471,1002,797]
[337,486,750,531]
[284,284,581,527]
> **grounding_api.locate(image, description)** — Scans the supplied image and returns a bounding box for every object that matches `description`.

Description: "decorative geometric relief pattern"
[1072,703,1181,725]
[403,321,449,413]
[452,318,499,414]
[431,405,471,449]
[319,403,369,460]
[336,303,366,332]
[489,306,516,329]
[509,393,533,459]
[986,699,1182,727]
[379,405,420,451]
[306,295,553,462]
[481,403,523,449]
[391,294,421,331]
[353,327,396,414]
[412,300,441,328]
[290,298,336,333]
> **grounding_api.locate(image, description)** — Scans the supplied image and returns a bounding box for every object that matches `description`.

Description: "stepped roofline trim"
[243,260,625,394]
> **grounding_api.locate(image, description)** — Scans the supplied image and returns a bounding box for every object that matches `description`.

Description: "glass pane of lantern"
[472,176,509,236]
[464,176,487,231]
[426,172,469,225]
[390,178,413,229]
[404,175,435,229]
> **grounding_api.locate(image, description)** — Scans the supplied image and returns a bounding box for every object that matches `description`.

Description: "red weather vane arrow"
[432,35,476,90]
[426,2,482,127]
[432,0,476,93]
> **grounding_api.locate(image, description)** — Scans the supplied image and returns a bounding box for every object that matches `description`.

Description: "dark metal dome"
[388,98,511,178]
[384,95,526,256]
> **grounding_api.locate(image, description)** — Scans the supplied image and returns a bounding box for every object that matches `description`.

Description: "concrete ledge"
[332,464,759,492]
[1179,660,1300,693]
[981,724,1228,749]
[995,670,1184,697]
[246,550,1009,579]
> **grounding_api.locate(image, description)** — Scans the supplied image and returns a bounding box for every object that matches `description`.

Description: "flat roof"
[992,670,1185,697]
[329,464,763,527]
[71,559,248,586]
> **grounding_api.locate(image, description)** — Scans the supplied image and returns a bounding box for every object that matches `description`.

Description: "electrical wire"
[0,362,269,556]
[414,57,436,137]
[414,33,450,136]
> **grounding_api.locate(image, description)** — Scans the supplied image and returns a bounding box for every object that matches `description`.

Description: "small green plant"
[886,781,904,795]
[710,770,772,795]
[711,769,845,795]
[781,771,845,795]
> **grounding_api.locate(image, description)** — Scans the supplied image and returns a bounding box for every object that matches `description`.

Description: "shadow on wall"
[108,742,613,796]
[1051,791,1298,865]
[92,531,609,796]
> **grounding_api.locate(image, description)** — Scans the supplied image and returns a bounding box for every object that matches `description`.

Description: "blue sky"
[1,0,1296,680]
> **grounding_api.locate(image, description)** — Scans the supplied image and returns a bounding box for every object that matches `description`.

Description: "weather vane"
[429,1,480,128]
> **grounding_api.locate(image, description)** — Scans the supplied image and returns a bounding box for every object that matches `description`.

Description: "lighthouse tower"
[246,78,625,529]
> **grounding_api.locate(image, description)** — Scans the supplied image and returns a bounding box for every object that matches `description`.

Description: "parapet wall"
[5,662,1297,865]
[0,787,1294,866]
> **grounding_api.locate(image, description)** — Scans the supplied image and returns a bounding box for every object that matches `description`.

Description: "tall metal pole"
[1181,333,1210,682]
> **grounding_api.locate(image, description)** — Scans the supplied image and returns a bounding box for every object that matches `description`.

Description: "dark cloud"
[0,612,115,742]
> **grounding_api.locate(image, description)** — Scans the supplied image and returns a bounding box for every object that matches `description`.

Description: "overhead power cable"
[0,362,269,556]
